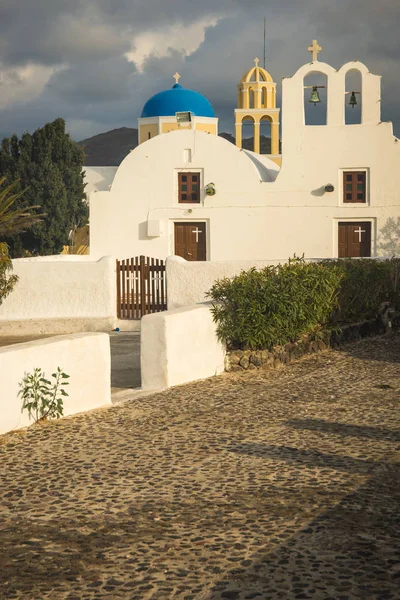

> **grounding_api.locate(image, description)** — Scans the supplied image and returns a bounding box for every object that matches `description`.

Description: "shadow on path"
[286,418,400,443]
[203,464,400,599]
[109,332,141,389]
[227,442,378,474]
[206,423,400,600]
[336,331,400,365]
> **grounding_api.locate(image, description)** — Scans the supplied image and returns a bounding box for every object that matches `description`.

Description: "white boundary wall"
[141,303,225,390]
[0,255,116,321]
[166,256,399,309]
[166,256,284,309]
[0,333,111,435]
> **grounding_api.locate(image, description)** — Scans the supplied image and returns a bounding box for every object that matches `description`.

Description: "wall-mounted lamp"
[205,182,216,196]
[176,111,192,123]
[324,184,335,193]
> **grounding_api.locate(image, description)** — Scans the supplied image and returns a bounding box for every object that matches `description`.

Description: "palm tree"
[0,176,43,239]
[0,241,18,305]
[0,177,43,303]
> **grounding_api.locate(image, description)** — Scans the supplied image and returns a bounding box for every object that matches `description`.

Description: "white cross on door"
[192,227,202,243]
[354,226,366,243]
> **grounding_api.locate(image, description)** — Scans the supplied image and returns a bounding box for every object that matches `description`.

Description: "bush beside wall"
[208,257,400,351]
[326,258,400,324]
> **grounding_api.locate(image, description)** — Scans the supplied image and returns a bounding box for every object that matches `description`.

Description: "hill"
[78,127,138,166]
[78,128,272,166]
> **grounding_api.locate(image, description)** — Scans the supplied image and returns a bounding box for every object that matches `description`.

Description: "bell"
[349,91,358,108]
[309,86,321,106]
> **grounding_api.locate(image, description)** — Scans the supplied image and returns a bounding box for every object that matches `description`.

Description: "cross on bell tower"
[308,39,322,62]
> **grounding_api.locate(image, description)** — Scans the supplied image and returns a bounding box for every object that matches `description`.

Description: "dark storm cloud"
[0,0,399,141]
[0,0,236,67]
[47,58,138,104]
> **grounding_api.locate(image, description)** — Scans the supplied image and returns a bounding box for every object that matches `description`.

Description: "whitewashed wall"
[0,256,116,321]
[89,130,279,261]
[141,303,225,390]
[0,333,111,435]
[166,256,285,309]
[83,166,118,195]
[89,60,400,263]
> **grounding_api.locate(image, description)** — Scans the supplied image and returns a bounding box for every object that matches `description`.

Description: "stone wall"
[225,310,400,372]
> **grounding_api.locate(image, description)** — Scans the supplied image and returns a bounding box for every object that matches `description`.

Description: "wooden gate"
[116,256,167,320]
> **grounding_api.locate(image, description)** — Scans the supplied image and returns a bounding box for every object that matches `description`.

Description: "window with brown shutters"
[178,172,200,203]
[343,171,366,203]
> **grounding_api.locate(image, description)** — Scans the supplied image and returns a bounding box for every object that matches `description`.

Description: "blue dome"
[141,84,215,118]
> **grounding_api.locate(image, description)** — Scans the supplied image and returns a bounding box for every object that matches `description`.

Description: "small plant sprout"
[18,367,70,423]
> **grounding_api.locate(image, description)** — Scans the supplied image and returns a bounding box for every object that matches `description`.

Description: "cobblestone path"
[1,334,399,600]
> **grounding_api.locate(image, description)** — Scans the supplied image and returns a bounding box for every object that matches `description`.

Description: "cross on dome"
[308,39,322,62]
[173,72,181,84]
[254,57,260,67]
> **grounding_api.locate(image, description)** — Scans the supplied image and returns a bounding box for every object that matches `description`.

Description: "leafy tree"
[0,118,87,256]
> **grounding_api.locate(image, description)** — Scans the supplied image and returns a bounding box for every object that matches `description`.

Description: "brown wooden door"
[174,222,207,261]
[338,222,371,257]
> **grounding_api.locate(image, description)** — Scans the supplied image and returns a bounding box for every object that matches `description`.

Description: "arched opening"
[260,116,272,154]
[345,69,362,124]
[241,116,255,152]
[303,72,328,126]
[249,87,255,109]
[261,87,267,108]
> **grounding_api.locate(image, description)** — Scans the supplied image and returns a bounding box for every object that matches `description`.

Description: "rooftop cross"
[173,72,181,84]
[308,39,322,62]
[254,57,260,67]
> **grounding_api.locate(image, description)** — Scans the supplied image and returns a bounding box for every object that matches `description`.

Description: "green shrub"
[18,367,69,423]
[208,257,343,350]
[327,258,400,324]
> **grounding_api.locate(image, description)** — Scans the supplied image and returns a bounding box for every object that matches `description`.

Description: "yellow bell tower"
[235,58,281,166]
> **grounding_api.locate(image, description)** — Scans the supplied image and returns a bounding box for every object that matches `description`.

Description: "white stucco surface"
[83,166,118,195]
[242,150,280,182]
[141,303,225,390]
[0,256,116,321]
[0,333,111,435]
[89,59,400,263]
[89,130,282,261]
[166,255,284,309]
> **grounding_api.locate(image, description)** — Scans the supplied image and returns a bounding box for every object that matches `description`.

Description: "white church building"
[88,41,400,262]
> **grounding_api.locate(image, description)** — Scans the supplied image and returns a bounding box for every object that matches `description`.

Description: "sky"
[0,0,399,142]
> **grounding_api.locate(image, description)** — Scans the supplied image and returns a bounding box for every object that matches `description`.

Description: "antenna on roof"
[263,17,266,69]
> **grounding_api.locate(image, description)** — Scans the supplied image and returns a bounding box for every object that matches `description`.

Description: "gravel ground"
[0,333,399,600]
